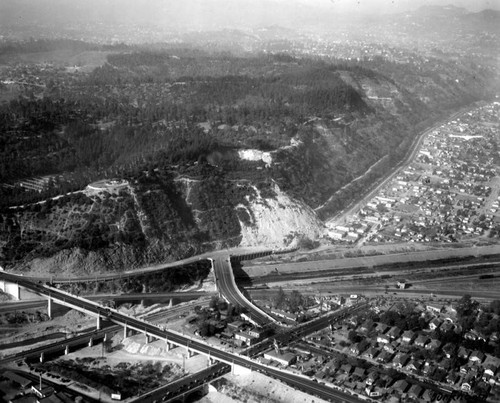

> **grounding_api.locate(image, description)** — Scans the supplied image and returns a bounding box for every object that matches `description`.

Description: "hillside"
[0,48,498,275]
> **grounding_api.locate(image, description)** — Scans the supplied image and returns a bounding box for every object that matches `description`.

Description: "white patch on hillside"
[238,182,323,248]
[238,149,273,166]
[238,138,303,167]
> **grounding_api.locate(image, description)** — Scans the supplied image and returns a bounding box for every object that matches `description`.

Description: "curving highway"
[212,256,276,326]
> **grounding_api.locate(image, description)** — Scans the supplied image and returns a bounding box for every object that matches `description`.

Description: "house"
[377,351,394,364]
[397,280,408,289]
[351,340,370,355]
[339,364,353,375]
[426,304,444,313]
[270,308,298,323]
[438,358,452,371]
[464,331,478,341]
[31,384,55,399]
[363,347,380,359]
[358,321,374,334]
[235,331,259,346]
[375,323,389,334]
[483,363,498,378]
[377,334,390,344]
[461,374,475,392]
[458,346,470,359]
[422,362,436,376]
[227,320,246,332]
[407,384,424,399]
[426,339,442,351]
[401,330,416,344]
[469,350,485,364]
[387,326,402,340]
[405,360,422,373]
[446,372,460,385]
[392,379,410,393]
[474,381,491,398]
[3,371,32,389]
[422,388,435,402]
[440,321,454,332]
[429,318,442,331]
[352,367,366,379]
[443,342,456,358]
[366,371,380,386]
[383,342,398,354]
[393,352,410,368]
[414,334,430,347]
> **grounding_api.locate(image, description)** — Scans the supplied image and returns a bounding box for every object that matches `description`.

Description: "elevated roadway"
[0,271,366,402]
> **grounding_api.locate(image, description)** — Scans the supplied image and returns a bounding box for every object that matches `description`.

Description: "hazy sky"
[1,0,499,32]
[288,0,500,13]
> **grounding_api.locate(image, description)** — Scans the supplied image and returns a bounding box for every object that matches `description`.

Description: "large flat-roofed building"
[263,350,297,366]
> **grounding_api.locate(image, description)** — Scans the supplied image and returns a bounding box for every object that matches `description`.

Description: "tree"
[456,294,479,318]
[289,290,304,313]
[274,287,286,309]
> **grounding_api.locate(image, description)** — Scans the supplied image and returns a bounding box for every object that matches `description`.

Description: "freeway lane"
[0,271,365,403]
[213,256,275,326]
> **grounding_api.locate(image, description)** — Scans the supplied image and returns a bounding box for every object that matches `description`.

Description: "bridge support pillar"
[187,349,195,358]
[145,333,155,343]
[209,357,217,366]
[88,337,94,347]
[123,324,128,339]
[47,297,52,319]
[165,341,174,351]
[65,345,69,355]
[168,298,173,308]
[96,315,101,331]
[40,352,44,363]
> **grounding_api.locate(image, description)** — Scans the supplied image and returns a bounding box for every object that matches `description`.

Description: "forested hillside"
[0,46,497,274]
